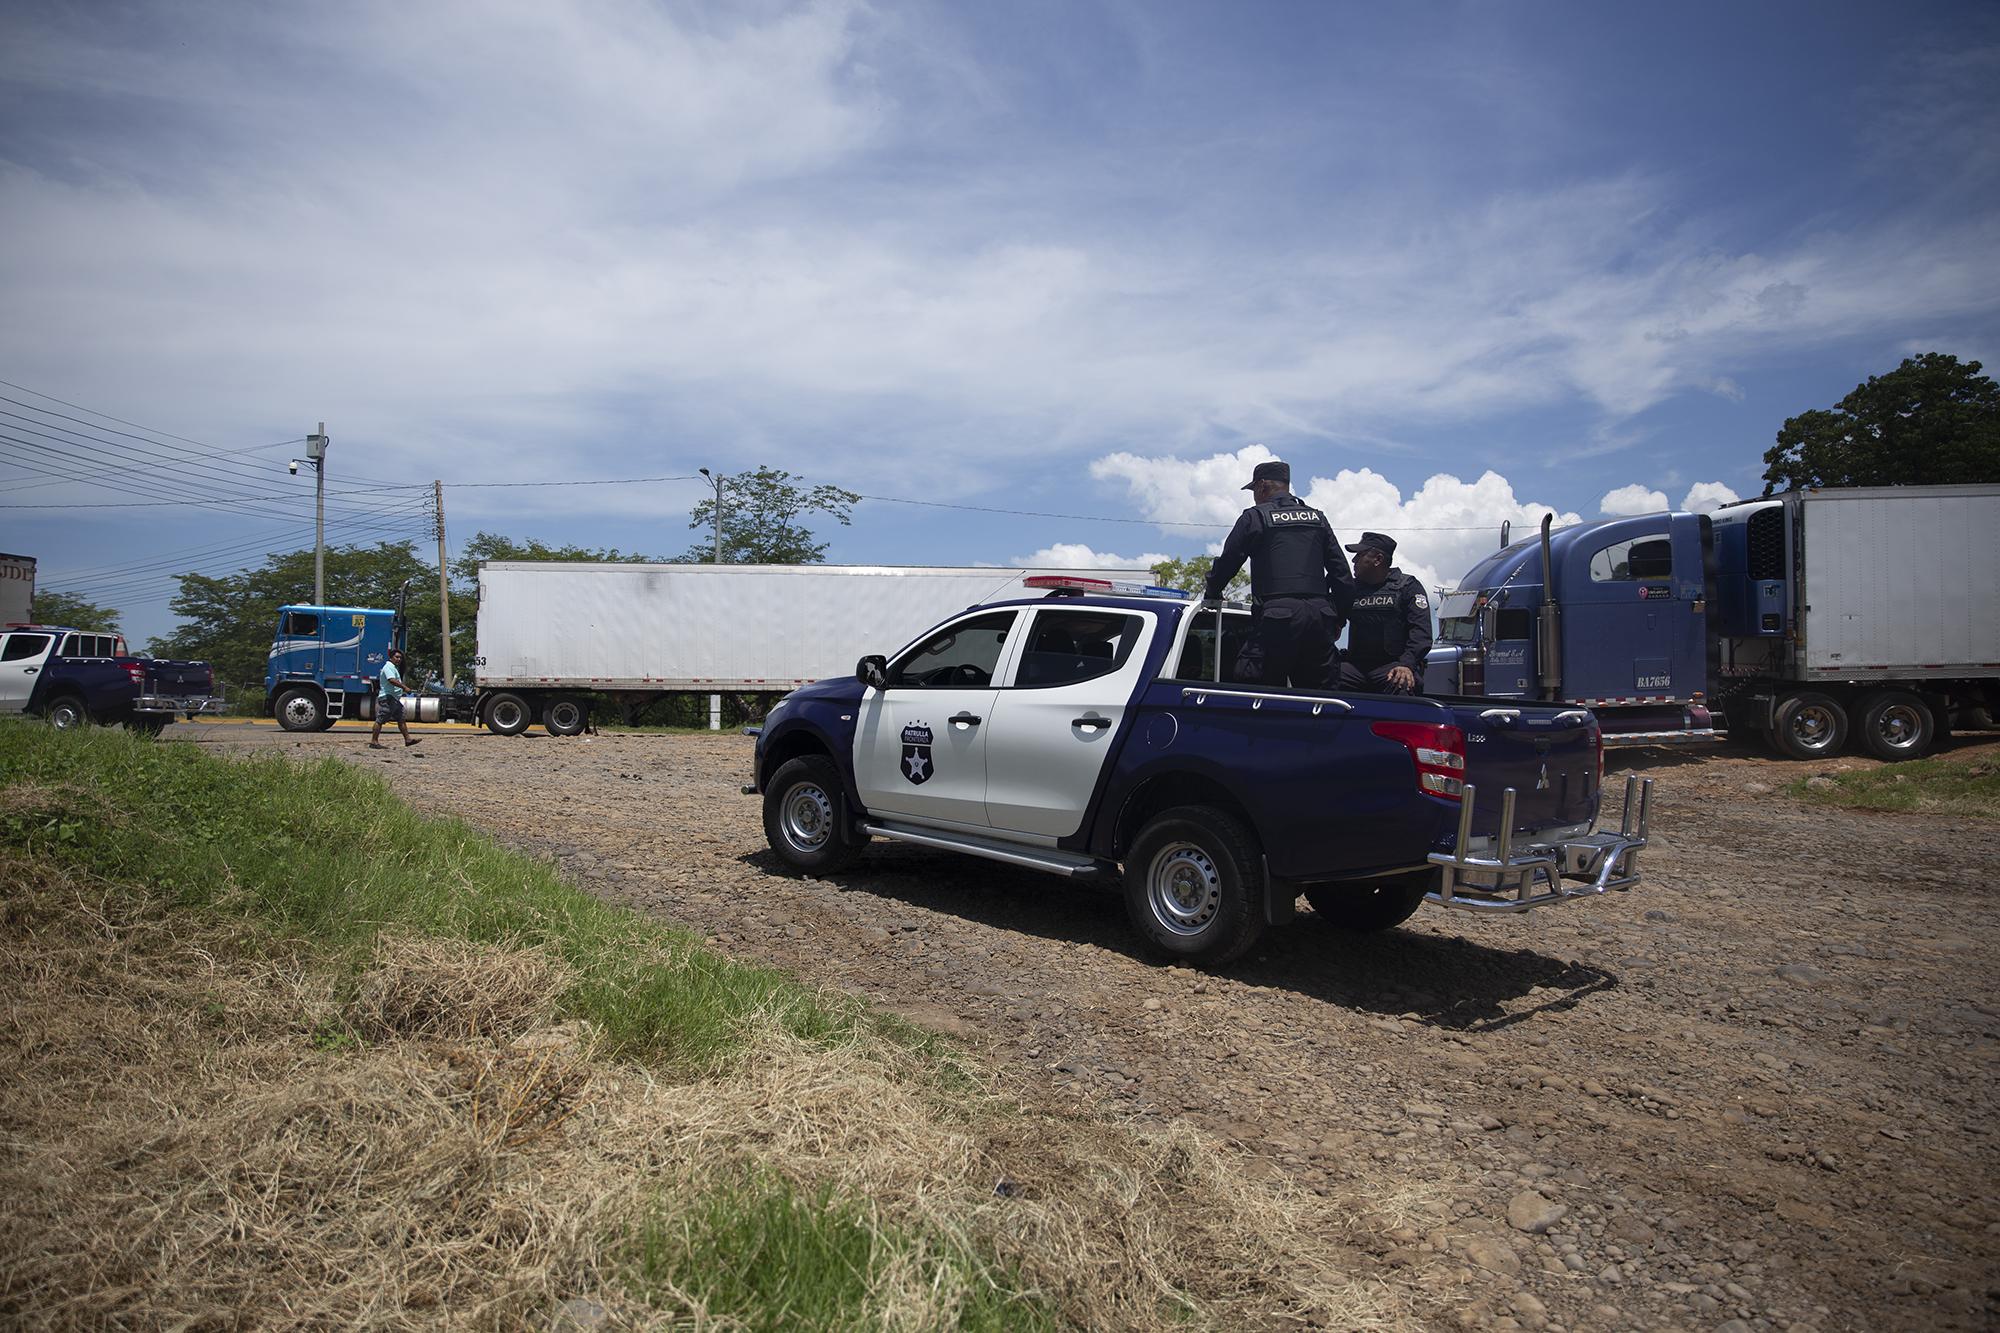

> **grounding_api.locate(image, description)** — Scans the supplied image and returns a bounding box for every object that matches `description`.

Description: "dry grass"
[0,849,1415,1330]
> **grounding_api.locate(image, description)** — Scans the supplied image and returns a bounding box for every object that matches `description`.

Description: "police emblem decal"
[900,722,935,785]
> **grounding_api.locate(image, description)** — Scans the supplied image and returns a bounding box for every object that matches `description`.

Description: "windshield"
[1437,617,1479,644]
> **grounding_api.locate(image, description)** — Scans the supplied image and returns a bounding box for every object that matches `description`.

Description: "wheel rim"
[1788,703,1839,752]
[1147,841,1221,937]
[1873,703,1925,751]
[549,702,582,731]
[492,700,526,730]
[281,695,318,728]
[51,702,82,729]
[780,781,835,853]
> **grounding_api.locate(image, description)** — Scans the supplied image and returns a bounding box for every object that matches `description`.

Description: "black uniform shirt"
[1338,569,1434,672]
[1204,495,1352,603]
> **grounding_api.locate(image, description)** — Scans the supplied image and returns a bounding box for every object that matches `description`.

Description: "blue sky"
[3,0,1997,646]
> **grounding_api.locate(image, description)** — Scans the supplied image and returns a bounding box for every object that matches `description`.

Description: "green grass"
[631,1172,1053,1333]
[1789,752,2000,818]
[0,720,846,1068]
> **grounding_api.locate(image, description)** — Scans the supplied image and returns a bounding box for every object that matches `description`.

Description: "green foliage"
[1762,352,2000,495]
[29,591,123,633]
[629,1170,1051,1332]
[1787,751,1999,818]
[150,541,433,693]
[1150,555,1248,598]
[685,466,859,564]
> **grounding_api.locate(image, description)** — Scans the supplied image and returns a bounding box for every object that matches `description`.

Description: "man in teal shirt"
[368,648,421,749]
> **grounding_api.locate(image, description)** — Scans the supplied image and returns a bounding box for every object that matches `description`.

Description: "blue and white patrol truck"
[750,576,1651,966]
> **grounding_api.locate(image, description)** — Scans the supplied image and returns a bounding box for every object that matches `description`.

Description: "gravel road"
[187,720,1999,1332]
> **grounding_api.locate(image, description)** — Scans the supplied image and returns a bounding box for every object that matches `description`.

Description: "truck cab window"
[1015,611,1141,688]
[2,633,52,662]
[888,611,1015,688]
[1171,611,1251,683]
[1589,537,1673,583]
[1495,609,1534,640]
[1437,617,1479,644]
[282,611,321,636]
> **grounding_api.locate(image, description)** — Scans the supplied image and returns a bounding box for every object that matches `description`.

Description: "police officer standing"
[1336,532,1433,694]
[1203,460,1351,688]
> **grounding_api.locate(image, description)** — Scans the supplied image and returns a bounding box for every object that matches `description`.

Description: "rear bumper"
[1426,775,1652,913]
[133,694,226,716]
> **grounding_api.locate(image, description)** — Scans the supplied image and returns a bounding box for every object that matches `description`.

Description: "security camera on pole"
[290,424,329,605]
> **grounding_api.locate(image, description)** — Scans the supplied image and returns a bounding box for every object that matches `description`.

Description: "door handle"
[1071,715,1111,731]
[23,668,36,674]
[949,711,982,727]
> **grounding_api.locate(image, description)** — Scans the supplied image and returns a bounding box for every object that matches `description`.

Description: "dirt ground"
[185,719,1999,1333]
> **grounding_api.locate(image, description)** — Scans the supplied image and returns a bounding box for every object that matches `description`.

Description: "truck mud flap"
[1426,775,1652,913]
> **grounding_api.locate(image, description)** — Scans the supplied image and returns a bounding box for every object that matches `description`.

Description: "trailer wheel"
[543,697,587,737]
[1305,871,1433,933]
[486,692,533,736]
[1856,690,1935,762]
[762,756,864,874]
[1124,805,1265,966]
[46,695,91,731]
[274,687,327,733]
[1771,691,1848,760]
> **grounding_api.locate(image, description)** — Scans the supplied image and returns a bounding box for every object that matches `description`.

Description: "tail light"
[1372,721,1466,801]
[1458,649,1485,696]
[125,663,145,688]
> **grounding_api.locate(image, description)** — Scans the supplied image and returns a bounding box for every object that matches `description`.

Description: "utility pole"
[294,425,330,604]
[698,467,725,563]
[434,480,452,686]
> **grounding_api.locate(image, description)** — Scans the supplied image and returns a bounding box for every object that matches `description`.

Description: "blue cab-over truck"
[749,577,1651,966]
[0,623,222,732]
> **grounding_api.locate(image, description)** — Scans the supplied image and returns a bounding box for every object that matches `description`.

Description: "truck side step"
[858,821,1111,879]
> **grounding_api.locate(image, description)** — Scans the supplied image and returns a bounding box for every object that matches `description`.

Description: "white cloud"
[1681,481,1742,512]
[1010,543,1171,572]
[1086,448,1581,597]
[1600,484,1669,516]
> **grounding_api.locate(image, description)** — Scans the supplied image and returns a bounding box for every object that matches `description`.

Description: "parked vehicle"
[0,623,224,733]
[266,563,1151,735]
[1423,485,2000,760]
[749,577,1651,966]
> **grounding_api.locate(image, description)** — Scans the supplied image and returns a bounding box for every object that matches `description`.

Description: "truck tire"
[1856,690,1936,762]
[486,692,533,736]
[128,715,170,738]
[763,755,865,874]
[1305,871,1433,933]
[274,687,327,733]
[46,695,90,731]
[1124,805,1265,966]
[1771,691,1848,761]
[543,697,587,737]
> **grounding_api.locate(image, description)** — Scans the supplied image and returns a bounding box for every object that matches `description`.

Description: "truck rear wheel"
[46,695,90,731]
[1305,871,1433,933]
[486,692,532,736]
[763,756,865,874]
[1771,691,1848,761]
[274,687,327,733]
[1124,805,1265,966]
[543,697,587,737]
[1857,690,1935,762]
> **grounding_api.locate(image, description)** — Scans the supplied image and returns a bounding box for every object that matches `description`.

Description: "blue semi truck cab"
[749,577,1651,966]
[265,600,476,731]
[1423,486,2000,760]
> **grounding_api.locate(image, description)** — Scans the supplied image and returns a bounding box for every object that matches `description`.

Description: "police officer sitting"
[1203,460,1352,689]
[1336,532,1433,694]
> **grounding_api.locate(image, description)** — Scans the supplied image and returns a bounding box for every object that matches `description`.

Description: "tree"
[1762,352,2000,495]
[1150,555,1250,599]
[29,591,122,633]
[684,466,859,563]
[152,541,433,693]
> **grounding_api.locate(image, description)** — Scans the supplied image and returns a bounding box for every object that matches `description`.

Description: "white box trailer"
[469,562,1156,733]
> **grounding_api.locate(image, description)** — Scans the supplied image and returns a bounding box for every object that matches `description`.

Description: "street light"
[698,467,724,564]
[290,423,329,604]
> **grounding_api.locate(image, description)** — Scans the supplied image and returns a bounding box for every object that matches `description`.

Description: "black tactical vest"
[1248,497,1337,600]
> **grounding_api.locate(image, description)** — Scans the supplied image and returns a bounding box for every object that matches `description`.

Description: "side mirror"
[855,654,889,689]
[1479,605,1497,644]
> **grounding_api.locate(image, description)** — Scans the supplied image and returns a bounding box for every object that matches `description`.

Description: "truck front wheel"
[274,688,326,733]
[1124,806,1265,966]
[763,756,865,874]
[1305,871,1434,932]
[486,693,532,736]
[1771,691,1848,761]
[543,697,587,737]
[1856,690,1936,762]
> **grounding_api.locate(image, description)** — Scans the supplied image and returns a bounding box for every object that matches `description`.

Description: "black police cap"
[1344,531,1396,558]
[1241,460,1290,490]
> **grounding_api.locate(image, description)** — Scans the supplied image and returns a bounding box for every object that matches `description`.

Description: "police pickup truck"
[0,623,223,734]
[749,578,1651,965]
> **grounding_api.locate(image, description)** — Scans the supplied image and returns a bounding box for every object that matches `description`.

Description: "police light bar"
[1021,576,1191,599]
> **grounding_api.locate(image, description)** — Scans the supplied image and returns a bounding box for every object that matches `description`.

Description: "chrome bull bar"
[1425,775,1652,913]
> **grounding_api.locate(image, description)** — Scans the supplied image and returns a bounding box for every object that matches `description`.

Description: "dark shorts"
[377,694,403,721]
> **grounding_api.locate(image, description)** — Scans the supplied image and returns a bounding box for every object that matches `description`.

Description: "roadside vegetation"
[0,722,1401,1329]
[1789,751,2000,818]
